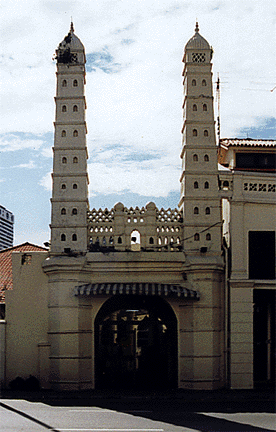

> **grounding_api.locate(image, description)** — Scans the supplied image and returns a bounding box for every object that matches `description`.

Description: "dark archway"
[95,295,178,390]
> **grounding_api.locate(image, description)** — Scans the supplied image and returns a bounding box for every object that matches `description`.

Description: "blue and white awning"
[74,283,199,300]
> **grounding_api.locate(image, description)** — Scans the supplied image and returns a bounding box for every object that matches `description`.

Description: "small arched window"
[193,104,197,111]
[62,80,67,87]
[205,207,210,215]
[62,157,67,164]
[61,234,66,241]
[61,208,66,215]
[193,154,198,162]
[192,79,196,86]
[118,236,122,244]
[203,104,207,111]
[73,105,78,112]
[204,181,209,189]
[149,237,154,245]
[202,79,206,86]
[131,230,141,251]
[194,233,200,241]
[61,130,66,137]
[194,181,199,189]
[223,180,229,189]
[72,208,78,215]
[73,130,78,137]
[204,154,209,161]
[73,183,78,189]
[204,129,209,137]
[61,184,66,189]
[73,79,78,87]
[62,105,67,112]
[73,157,78,163]
[194,207,199,215]
[206,233,211,241]
[193,129,198,137]
[72,234,77,241]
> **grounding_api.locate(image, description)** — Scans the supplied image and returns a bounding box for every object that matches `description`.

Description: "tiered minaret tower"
[51,23,89,253]
[179,23,222,256]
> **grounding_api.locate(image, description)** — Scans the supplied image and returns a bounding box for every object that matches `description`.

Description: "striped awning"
[74,283,199,300]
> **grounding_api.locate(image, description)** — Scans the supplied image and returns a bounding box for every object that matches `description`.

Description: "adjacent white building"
[218,138,276,388]
[0,206,14,250]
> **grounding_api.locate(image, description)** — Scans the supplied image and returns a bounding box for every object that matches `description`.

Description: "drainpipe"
[222,239,231,388]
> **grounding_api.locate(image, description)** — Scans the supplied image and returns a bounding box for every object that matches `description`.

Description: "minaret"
[179,23,222,255]
[50,23,89,254]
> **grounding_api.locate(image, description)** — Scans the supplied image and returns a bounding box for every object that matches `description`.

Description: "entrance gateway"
[4,22,275,393]
[42,22,226,391]
[75,282,199,390]
[95,295,177,389]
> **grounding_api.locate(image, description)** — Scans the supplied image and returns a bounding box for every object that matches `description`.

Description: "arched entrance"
[95,295,177,389]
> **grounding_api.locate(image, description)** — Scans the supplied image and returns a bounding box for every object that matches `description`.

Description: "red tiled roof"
[0,242,47,303]
[220,138,276,148]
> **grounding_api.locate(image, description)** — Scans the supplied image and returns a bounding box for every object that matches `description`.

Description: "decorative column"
[51,22,89,254]
[179,22,222,256]
[178,23,225,390]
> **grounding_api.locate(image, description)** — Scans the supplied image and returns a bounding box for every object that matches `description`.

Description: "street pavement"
[0,389,275,431]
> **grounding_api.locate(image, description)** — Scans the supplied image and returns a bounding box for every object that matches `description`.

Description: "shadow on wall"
[9,376,40,391]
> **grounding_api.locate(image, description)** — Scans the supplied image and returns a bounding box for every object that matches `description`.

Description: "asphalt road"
[1,395,275,432]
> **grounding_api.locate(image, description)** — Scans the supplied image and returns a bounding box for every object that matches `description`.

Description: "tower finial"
[70,19,74,33]
[195,21,199,33]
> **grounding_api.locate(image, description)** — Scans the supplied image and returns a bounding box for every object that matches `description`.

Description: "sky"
[0,0,275,247]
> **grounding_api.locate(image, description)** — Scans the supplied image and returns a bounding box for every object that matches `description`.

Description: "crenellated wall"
[88,202,183,252]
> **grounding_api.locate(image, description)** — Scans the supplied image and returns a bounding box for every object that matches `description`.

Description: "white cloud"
[41,147,53,158]
[0,136,44,152]
[13,160,36,169]
[39,171,52,191]
[40,152,181,198]
[1,0,275,139]
[88,153,180,197]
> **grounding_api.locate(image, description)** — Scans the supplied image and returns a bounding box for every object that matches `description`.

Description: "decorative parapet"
[219,171,276,201]
[87,202,183,252]
[218,171,276,201]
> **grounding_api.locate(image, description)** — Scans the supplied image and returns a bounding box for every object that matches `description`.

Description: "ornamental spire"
[195,21,199,33]
[70,19,74,33]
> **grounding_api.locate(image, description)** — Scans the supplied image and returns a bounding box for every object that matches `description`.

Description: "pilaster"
[229,281,254,389]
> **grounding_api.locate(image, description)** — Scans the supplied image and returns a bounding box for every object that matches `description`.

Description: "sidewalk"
[1,387,275,406]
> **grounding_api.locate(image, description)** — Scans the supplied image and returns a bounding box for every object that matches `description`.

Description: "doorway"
[95,295,177,389]
[253,289,275,388]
